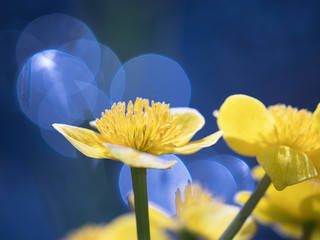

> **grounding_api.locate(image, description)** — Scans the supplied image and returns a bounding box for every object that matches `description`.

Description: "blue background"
[1,0,320,239]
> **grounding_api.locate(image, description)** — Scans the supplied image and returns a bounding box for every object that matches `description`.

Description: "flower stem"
[131,167,150,240]
[303,222,316,240]
[219,174,271,240]
[179,229,198,240]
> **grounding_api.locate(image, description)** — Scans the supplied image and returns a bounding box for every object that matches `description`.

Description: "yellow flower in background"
[64,225,108,240]
[65,182,256,240]
[237,166,320,239]
[99,213,172,240]
[125,182,256,239]
[216,94,320,190]
[175,182,257,240]
[54,97,222,169]
[64,211,172,240]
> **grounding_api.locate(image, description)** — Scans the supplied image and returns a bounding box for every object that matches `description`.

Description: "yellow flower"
[237,166,320,239]
[64,211,172,240]
[125,182,256,239]
[53,97,222,169]
[216,94,320,190]
[175,182,257,240]
[99,212,172,240]
[64,225,108,240]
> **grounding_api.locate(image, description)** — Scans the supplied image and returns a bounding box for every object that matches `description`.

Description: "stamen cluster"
[176,183,216,216]
[268,105,320,153]
[96,98,182,154]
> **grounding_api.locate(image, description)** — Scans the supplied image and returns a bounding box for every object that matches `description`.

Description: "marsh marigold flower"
[175,182,257,240]
[125,182,256,239]
[64,211,172,240]
[216,94,320,190]
[53,97,222,169]
[237,166,320,239]
[64,225,108,240]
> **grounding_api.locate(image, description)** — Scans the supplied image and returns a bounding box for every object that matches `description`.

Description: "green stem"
[179,228,198,240]
[303,222,316,240]
[131,167,150,240]
[219,174,271,240]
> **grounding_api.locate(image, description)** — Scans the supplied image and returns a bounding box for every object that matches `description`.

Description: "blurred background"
[1,0,320,239]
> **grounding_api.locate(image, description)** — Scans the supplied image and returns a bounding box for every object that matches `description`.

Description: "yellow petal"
[257,180,320,220]
[274,223,303,239]
[235,191,251,205]
[313,103,320,133]
[257,146,318,190]
[65,225,109,240]
[170,107,205,146]
[237,180,320,239]
[266,181,320,220]
[235,191,303,238]
[127,193,180,230]
[52,124,112,159]
[252,166,265,181]
[103,143,176,169]
[217,94,274,156]
[311,104,320,173]
[311,224,320,240]
[309,149,320,176]
[180,203,256,240]
[235,191,297,224]
[300,194,320,221]
[100,213,171,240]
[170,131,223,155]
[149,208,180,231]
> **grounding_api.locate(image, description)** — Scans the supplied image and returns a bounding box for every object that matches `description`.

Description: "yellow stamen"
[95,98,183,155]
[267,104,320,154]
[176,182,217,216]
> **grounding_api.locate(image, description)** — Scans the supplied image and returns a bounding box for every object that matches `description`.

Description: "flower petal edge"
[52,123,112,159]
[170,130,223,154]
[103,143,176,169]
[170,107,205,146]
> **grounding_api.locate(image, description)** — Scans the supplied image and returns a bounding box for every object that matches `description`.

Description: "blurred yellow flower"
[175,182,257,240]
[64,211,171,240]
[216,94,320,190]
[65,182,256,240]
[54,97,222,169]
[237,166,320,239]
[64,225,108,240]
[99,213,172,240]
[126,182,256,239]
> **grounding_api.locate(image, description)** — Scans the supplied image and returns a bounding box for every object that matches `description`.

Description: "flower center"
[95,98,182,154]
[267,104,320,154]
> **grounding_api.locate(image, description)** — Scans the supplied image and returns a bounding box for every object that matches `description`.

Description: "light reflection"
[209,155,255,192]
[188,160,237,203]
[110,54,191,106]
[17,49,96,127]
[187,155,255,204]
[40,127,77,158]
[95,44,122,99]
[38,82,110,156]
[34,51,56,71]
[118,154,192,216]
[16,13,97,68]
[59,39,101,77]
